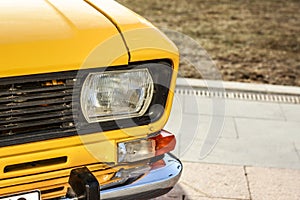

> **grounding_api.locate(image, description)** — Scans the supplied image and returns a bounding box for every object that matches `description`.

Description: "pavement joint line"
[243,166,252,200]
[293,142,300,162]
[278,103,288,122]
[233,117,239,139]
[180,180,211,197]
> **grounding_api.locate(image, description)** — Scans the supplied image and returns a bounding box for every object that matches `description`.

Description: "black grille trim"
[0,71,78,147]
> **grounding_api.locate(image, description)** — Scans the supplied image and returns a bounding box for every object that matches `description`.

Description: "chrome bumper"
[102,153,182,199]
[63,153,182,200]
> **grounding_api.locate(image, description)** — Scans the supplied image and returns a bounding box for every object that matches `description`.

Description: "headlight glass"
[81,69,154,123]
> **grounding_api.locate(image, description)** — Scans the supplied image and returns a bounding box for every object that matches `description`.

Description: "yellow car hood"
[0,0,129,78]
[0,0,178,79]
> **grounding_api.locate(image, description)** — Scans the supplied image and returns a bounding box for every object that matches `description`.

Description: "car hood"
[0,0,129,78]
[87,0,179,65]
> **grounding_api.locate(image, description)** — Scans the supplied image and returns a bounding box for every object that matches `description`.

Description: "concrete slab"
[180,138,300,169]
[156,162,300,200]
[178,162,250,199]
[157,193,243,200]
[167,114,238,158]
[154,181,207,200]
[170,88,300,168]
[223,100,285,120]
[246,166,300,200]
[183,96,211,115]
[235,118,300,141]
[184,97,285,120]
[279,103,300,122]
[185,197,242,200]
[158,79,300,200]
[166,113,238,140]
[155,162,250,200]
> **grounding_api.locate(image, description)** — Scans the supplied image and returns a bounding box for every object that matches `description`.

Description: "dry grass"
[117,0,300,86]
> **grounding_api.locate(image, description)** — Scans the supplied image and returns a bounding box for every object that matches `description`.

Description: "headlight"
[81,69,154,123]
[75,62,173,132]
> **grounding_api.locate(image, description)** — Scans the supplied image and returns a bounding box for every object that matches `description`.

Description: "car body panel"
[0,0,180,198]
[0,0,129,78]
[87,0,179,65]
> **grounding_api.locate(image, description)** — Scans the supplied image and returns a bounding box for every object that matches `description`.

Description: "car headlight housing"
[81,69,154,123]
[75,61,173,132]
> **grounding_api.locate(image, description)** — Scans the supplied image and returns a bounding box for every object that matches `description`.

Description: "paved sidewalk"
[157,78,300,199]
[156,162,300,200]
[166,78,300,169]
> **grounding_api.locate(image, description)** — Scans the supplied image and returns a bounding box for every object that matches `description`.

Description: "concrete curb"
[176,78,300,95]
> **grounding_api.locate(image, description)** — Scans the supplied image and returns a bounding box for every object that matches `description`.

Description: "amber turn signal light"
[117,130,176,163]
[150,130,176,156]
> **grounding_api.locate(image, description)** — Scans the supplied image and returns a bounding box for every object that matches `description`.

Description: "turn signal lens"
[117,130,176,163]
[151,130,176,156]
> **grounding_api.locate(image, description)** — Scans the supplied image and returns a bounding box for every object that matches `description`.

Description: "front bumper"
[64,153,182,200]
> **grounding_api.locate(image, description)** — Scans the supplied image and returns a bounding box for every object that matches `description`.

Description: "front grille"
[0,71,78,147]
[0,61,172,147]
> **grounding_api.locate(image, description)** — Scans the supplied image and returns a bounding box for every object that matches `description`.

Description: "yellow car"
[0,0,181,199]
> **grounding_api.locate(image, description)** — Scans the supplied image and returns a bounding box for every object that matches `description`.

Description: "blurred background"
[118,0,300,86]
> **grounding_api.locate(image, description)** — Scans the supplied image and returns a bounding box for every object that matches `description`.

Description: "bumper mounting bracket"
[68,167,100,200]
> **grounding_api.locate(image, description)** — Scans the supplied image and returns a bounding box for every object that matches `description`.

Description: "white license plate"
[0,190,41,200]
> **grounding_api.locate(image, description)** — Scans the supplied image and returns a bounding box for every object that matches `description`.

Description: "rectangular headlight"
[81,68,154,123]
